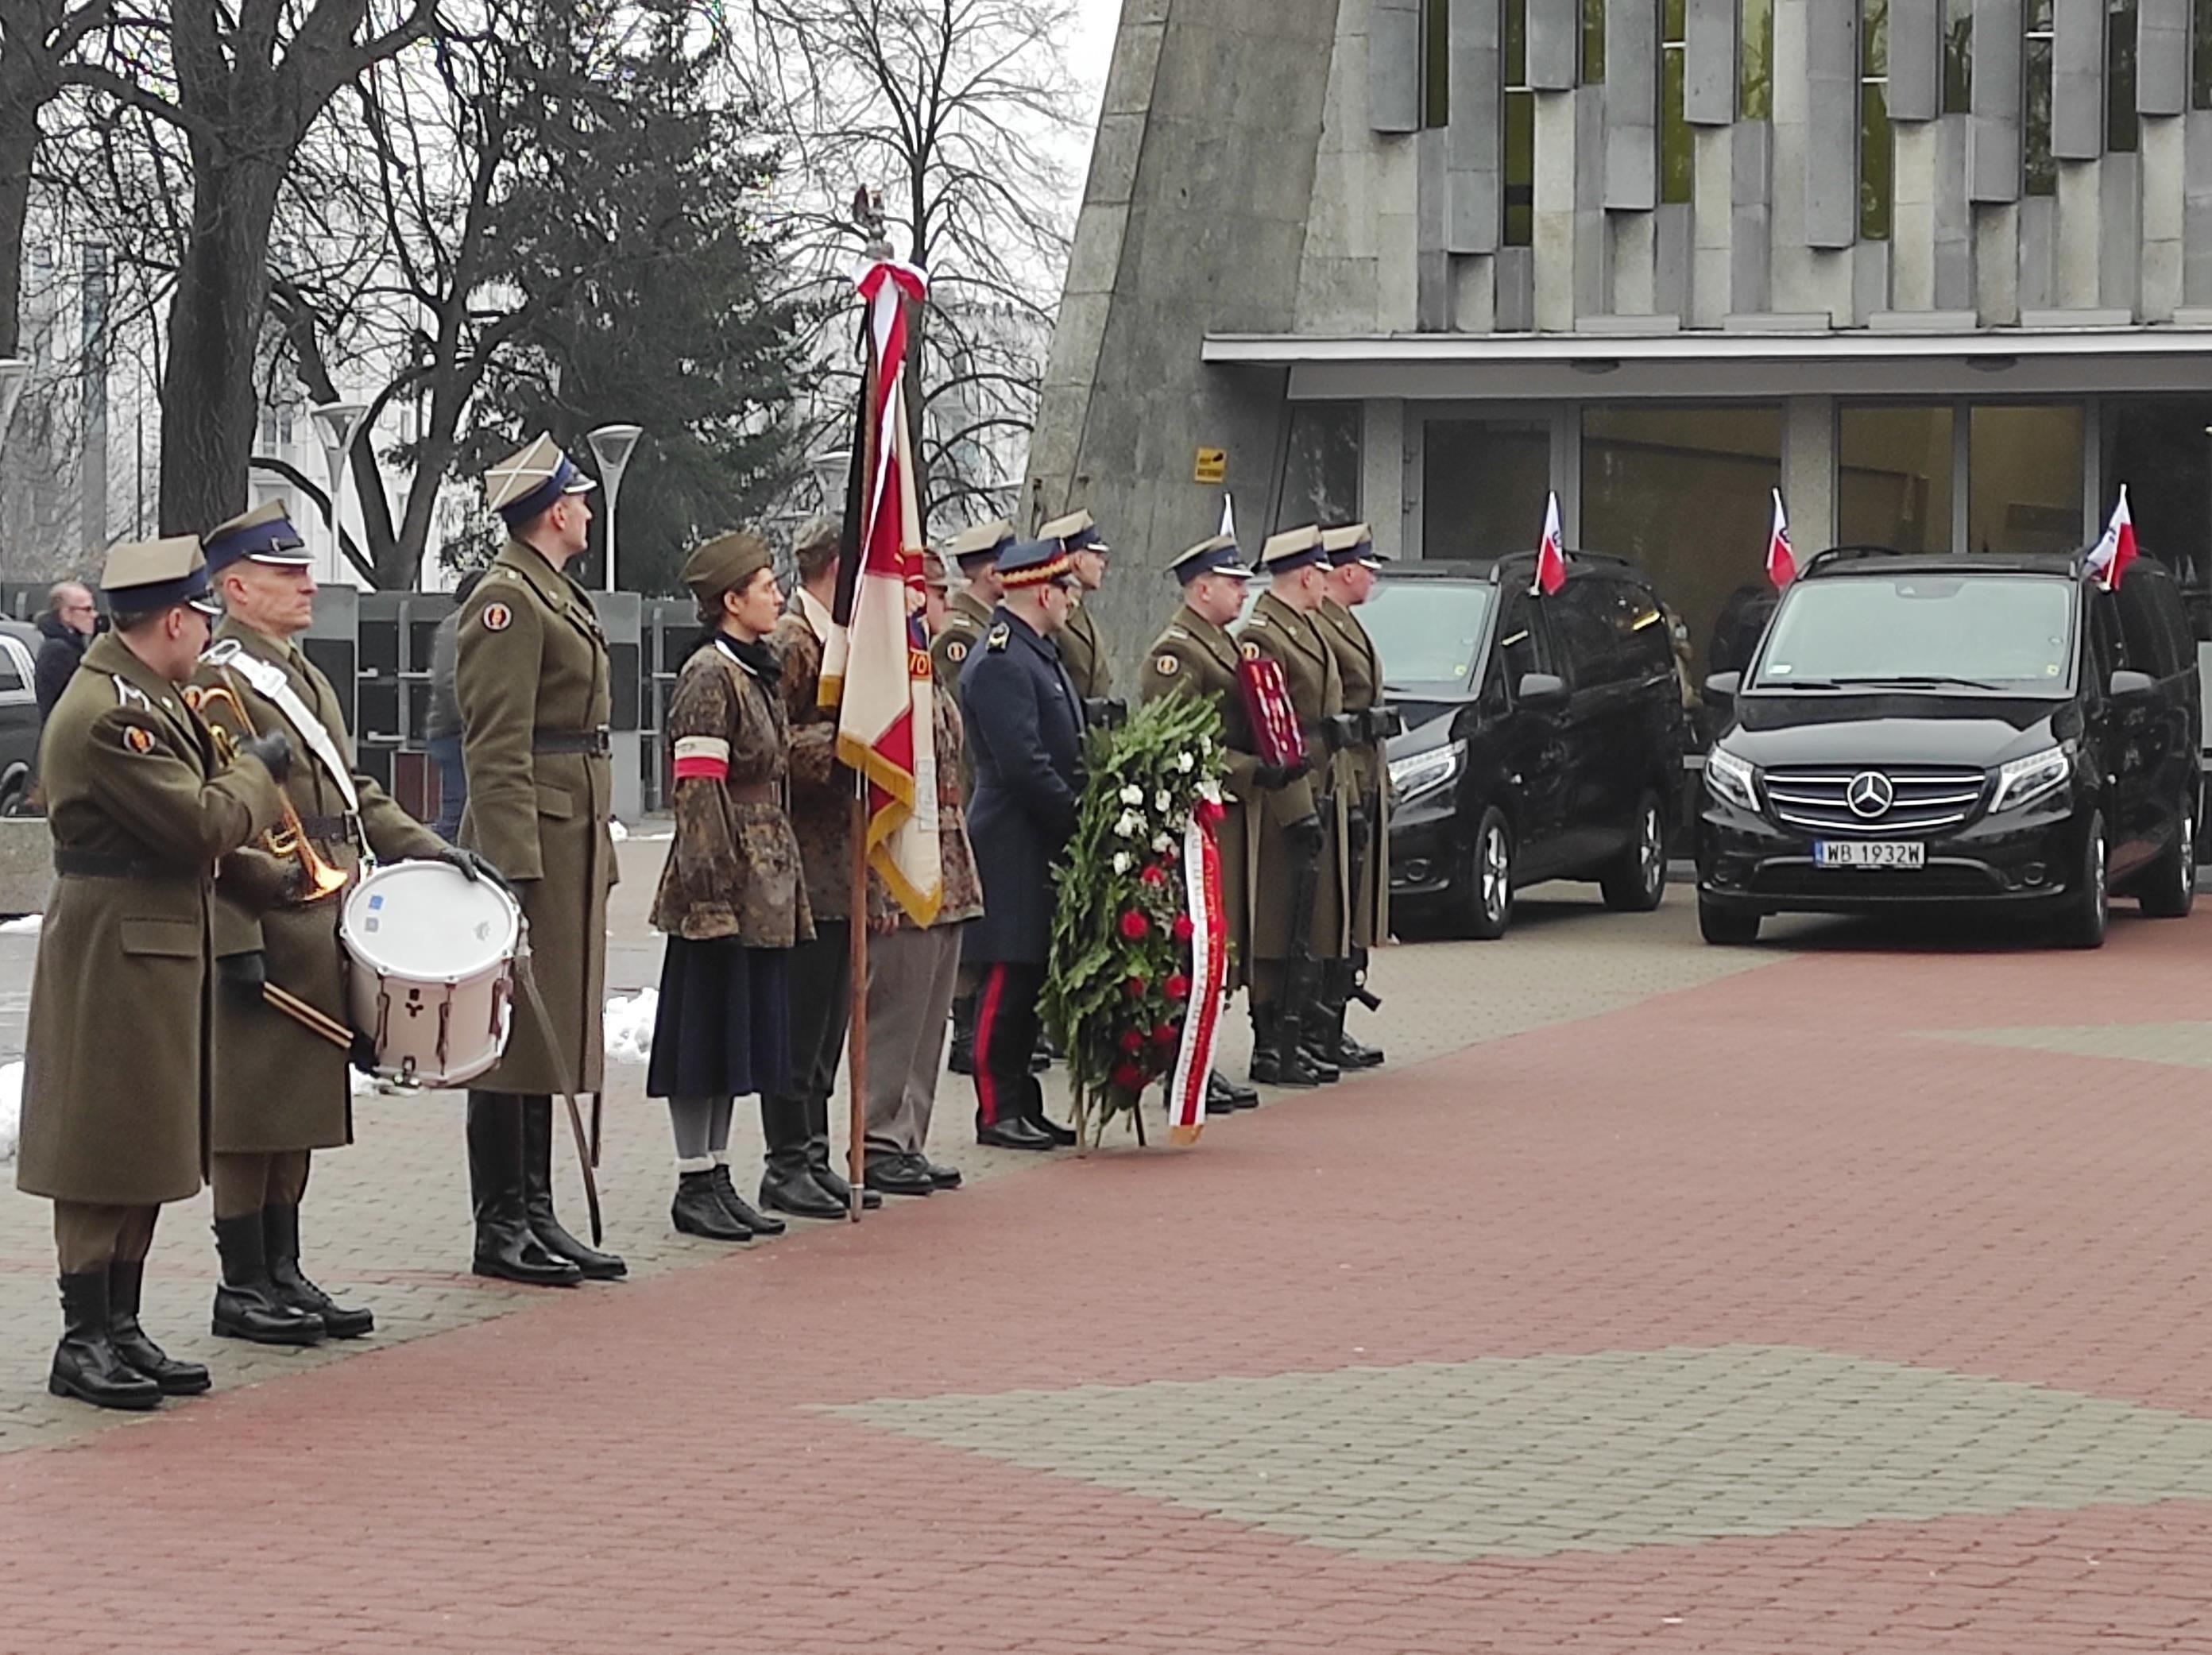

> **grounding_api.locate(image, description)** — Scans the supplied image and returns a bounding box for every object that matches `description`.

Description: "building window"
[2197,0,2212,106]
[1504,0,1534,246]
[1944,0,1973,112]
[2025,0,2056,195]
[1422,416,1551,561]
[1580,404,1783,677]
[1840,405,1955,553]
[2108,0,2139,153]
[1661,0,1692,203]
[1862,0,1892,240]
[1424,0,1450,127]
[1278,404,1363,533]
[1583,0,1605,83]
[1741,0,1773,118]
[1970,404,2082,554]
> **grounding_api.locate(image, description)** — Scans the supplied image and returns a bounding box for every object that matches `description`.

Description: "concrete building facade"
[1030,0,2212,675]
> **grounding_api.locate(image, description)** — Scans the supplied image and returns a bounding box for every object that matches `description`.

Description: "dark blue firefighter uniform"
[960,601,1085,1140]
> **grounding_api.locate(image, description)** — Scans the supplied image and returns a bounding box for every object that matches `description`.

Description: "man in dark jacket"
[34,581,99,720]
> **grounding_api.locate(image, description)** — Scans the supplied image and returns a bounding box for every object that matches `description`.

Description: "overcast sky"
[1062,0,1122,176]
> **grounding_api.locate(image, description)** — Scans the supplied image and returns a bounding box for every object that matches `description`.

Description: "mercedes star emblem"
[1847,771,1895,818]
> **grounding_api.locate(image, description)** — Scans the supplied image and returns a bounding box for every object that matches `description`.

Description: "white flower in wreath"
[1154,789,1173,813]
[1112,851,1133,875]
[1152,831,1174,853]
[1114,810,1143,837]
[1175,752,1196,774]
[1197,779,1224,806]
[1119,783,1145,806]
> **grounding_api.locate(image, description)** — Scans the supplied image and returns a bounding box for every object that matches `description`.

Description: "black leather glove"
[1254,755,1315,790]
[436,844,514,895]
[218,951,267,1002]
[349,1031,381,1077]
[238,729,292,783]
[1286,813,1325,858]
[1346,803,1371,854]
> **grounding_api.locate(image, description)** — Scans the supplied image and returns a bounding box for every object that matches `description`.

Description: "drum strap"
[204,640,361,814]
[512,930,604,1247]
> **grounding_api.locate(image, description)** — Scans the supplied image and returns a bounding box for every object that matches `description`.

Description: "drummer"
[195,502,493,1345]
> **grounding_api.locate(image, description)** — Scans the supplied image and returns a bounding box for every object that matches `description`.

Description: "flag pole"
[847,781,868,1221]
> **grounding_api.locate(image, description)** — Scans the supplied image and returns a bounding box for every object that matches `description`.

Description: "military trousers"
[53,1201,158,1275]
[210,1150,311,1220]
[971,961,1046,1127]
[762,918,850,1173]
[863,922,965,1161]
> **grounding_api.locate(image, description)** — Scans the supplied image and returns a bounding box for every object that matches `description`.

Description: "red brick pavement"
[6,917,2212,1652]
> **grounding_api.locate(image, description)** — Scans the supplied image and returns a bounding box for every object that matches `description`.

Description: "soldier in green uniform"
[1136,533,1269,1113]
[935,517,1013,1075]
[1040,508,1118,721]
[457,434,625,1287]
[17,536,287,1409]
[1315,524,1390,1070]
[194,502,493,1346]
[1233,526,1348,1089]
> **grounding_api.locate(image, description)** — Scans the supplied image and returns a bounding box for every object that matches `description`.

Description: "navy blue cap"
[996,538,1076,590]
[1322,523,1382,569]
[1041,509,1109,557]
[1169,534,1254,585]
[1259,525,1328,574]
[203,501,310,574]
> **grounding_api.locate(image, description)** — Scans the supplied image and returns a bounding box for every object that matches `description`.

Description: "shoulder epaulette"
[986,623,1010,651]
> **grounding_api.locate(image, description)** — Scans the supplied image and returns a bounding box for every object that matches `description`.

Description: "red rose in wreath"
[1163,973,1191,1002]
[1117,1027,1147,1054]
[1118,910,1150,941]
[1125,975,1147,998]
[1139,864,1167,888]
[1111,1061,1147,1092]
[1151,1022,1180,1049]
[1171,913,1194,942]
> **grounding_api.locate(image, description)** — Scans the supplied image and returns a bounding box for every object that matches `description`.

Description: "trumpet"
[184,676,350,905]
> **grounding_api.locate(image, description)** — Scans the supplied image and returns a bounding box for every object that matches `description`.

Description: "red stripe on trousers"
[973,962,1007,1125]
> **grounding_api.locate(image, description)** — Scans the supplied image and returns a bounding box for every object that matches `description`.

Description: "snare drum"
[341,860,521,1087]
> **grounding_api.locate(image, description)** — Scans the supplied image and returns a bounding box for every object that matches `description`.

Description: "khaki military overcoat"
[1056,598,1113,701]
[930,588,992,795]
[1235,592,1348,963]
[1315,599,1390,949]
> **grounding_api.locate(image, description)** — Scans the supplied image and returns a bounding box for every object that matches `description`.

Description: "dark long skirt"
[646,936,793,1101]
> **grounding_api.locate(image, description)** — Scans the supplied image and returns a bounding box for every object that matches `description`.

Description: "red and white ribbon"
[1166,805,1228,1145]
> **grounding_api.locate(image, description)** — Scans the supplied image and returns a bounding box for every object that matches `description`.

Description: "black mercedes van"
[1696,548,2202,948]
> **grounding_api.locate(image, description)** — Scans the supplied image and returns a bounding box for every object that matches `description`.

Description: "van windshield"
[1361,580,1495,691]
[1752,574,2076,694]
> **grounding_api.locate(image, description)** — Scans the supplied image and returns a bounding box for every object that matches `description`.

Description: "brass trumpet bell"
[185,679,350,904]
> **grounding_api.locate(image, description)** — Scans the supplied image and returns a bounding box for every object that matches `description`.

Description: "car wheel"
[2137,787,2197,918]
[1453,808,1514,941]
[1698,895,1759,945]
[1600,791,1668,912]
[2058,810,2110,949]
[0,780,23,819]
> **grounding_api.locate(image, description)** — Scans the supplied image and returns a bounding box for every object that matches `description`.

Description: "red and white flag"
[1765,489,1796,588]
[1533,491,1567,596]
[818,258,942,924]
[2084,485,2137,591]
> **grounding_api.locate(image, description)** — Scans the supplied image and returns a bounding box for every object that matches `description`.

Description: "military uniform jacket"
[1140,605,1259,986]
[930,589,992,798]
[960,609,1085,966]
[1056,598,1114,701]
[650,638,813,948]
[1236,592,1348,963]
[456,539,619,1096]
[199,619,445,1154]
[16,634,282,1206]
[1315,599,1390,949]
[770,597,851,921]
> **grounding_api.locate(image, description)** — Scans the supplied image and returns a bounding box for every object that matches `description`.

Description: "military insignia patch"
[1239,640,1261,661]
[481,602,512,632]
[987,624,1010,650]
[122,725,156,756]
[1154,653,1179,676]
[947,640,969,663]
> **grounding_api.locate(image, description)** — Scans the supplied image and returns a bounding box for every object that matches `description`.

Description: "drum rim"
[342,857,520,982]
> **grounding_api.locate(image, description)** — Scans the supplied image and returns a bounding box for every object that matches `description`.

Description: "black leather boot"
[947,992,976,1074]
[710,1162,784,1235]
[264,1203,373,1338]
[1207,1070,1259,1112]
[521,1096,625,1279]
[672,1169,752,1240]
[212,1213,325,1344]
[805,1093,881,1209]
[761,1090,844,1218]
[468,1092,581,1287]
[976,1110,1055,1150]
[107,1262,210,1394]
[1325,961,1384,1069]
[50,1272,162,1410]
[1248,1005,1322,1088]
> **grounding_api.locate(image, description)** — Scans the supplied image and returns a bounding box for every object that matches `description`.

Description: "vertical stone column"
[1363,400,1409,562]
[1782,396,1835,552]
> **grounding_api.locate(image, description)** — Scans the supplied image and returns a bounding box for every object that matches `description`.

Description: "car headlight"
[1388,739,1464,803]
[1989,744,2071,814]
[1704,744,1759,811]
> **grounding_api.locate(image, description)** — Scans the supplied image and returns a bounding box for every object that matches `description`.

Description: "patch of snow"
[0,914,41,934]
[0,1060,20,1162]
[609,819,629,842]
[604,987,659,1065]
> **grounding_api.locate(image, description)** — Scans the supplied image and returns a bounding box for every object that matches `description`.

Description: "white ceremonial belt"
[202,639,361,814]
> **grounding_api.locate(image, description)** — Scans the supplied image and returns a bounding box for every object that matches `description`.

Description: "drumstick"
[262,981,355,1050]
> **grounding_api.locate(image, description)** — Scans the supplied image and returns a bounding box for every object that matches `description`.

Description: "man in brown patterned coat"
[762,517,880,1218]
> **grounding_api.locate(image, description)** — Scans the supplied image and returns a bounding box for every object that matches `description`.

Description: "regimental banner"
[1236,655,1304,770]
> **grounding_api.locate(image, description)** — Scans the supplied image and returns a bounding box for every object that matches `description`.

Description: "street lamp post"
[311,401,370,583]
[810,447,853,512]
[586,424,642,592]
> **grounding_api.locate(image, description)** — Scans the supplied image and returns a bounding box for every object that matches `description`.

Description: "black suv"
[1369,555,1688,938]
[1697,549,2202,948]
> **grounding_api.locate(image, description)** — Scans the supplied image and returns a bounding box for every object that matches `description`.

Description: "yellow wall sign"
[1193,447,1227,485]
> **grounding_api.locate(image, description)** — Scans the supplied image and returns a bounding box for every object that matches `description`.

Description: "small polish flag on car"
[1765,489,1796,589]
[1533,492,1567,596]
[2084,485,2137,591]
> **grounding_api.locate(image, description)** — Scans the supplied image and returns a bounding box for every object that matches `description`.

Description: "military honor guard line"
[13,430,1395,1413]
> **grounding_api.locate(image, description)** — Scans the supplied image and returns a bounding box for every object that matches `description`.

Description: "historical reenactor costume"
[861,552,984,1195]
[757,517,878,1220]
[18,536,286,1409]
[1314,524,1390,1071]
[195,503,477,1347]
[1040,509,1118,719]
[455,435,625,1286]
[646,529,810,1242]
[934,517,1014,1077]
[959,538,1087,1151]
[1235,526,1349,1089]
[1138,535,1263,1113]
